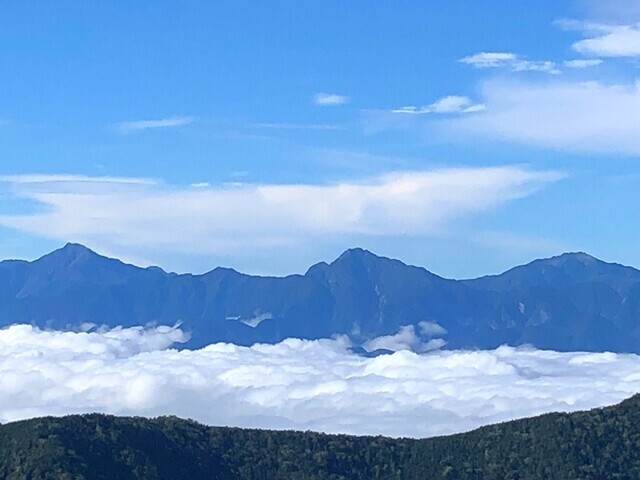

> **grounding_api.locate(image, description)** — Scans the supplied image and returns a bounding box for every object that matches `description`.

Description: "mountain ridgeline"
[2,243,640,352]
[4,394,640,479]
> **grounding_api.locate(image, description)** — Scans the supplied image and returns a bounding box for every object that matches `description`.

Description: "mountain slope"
[3,395,640,479]
[464,251,640,293]
[1,244,640,352]
[464,252,640,351]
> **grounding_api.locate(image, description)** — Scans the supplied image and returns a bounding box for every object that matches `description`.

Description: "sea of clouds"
[1,323,639,438]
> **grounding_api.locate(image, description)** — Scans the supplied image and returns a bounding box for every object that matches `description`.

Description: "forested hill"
[2,394,640,479]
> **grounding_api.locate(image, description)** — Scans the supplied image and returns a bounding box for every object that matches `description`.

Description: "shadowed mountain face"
[1,243,640,352]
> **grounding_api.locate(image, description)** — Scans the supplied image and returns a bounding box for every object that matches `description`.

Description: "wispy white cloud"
[314,92,349,106]
[473,231,568,255]
[117,116,194,134]
[459,52,518,68]
[459,52,561,74]
[1,323,639,438]
[564,58,603,68]
[579,0,640,23]
[0,174,155,186]
[443,78,640,154]
[252,122,342,130]
[0,167,563,256]
[392,95,485,115]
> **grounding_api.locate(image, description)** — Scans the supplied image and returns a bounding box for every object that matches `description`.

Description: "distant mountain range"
[2,243,640,352]
[3,394,640,479]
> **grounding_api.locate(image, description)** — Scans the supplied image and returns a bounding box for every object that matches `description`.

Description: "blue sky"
[1,0,640,277]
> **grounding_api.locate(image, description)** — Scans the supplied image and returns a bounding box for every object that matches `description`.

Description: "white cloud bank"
[0,167,562,255]
[1,324,640,439]
[572,23,640,57]
[444,78,640,154]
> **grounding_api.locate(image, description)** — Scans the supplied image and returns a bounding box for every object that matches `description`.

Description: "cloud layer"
[572,24,640,57]
[1,323,639,438]
[445,78,640,154]
[0,167,562,255]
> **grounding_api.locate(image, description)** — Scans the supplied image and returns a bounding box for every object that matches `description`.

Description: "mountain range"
[1,243,640,352]
[3,394,640,479]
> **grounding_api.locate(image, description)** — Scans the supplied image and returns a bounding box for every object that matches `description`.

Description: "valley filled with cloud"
[2,323,639,439]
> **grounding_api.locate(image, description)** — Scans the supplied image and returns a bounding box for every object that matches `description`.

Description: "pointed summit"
[31,243,137,277]
[306,247,443,288]
[332,247,382,264]
[60,242,95,256]
[38,243,98,265]
[307,248,396,276]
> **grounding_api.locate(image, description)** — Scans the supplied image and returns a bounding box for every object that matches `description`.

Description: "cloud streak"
[251,122,342,131]
[0,167,563,255]
[1,324,639,438]
[459,52,561,74]
[314,93,349,106]
[117,116,194,133]
[392,95,485,115]
[563,59,603,68]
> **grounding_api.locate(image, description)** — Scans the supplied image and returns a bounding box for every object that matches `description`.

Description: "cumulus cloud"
[1,324,640,438]
[392,95,485,115]
[418,321,447,337]
[443,78,640,154]
[363,323,447,353]
[0,168,562,256]
[572,24,640,57]
[363,325,445,353]
[314,92,349,106]
[459,52,561,74]
[117,116,194,133]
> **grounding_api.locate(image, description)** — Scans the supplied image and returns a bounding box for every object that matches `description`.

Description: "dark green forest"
[2,395,640,479]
